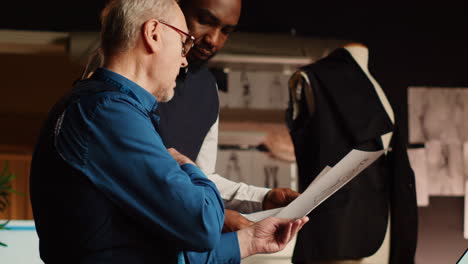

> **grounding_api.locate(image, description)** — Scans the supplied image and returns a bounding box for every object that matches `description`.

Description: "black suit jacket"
[287,48,418,263]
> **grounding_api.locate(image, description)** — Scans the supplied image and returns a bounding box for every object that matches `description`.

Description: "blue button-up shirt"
[36,68,240,263]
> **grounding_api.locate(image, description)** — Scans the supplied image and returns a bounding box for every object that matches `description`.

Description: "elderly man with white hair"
[29,0,308,263]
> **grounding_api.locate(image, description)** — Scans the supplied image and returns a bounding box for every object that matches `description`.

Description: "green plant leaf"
[0,160,17,249]
[0,173,15,186]
[0,185,16,192]
[0,220,10,246]
[0,161,8,177]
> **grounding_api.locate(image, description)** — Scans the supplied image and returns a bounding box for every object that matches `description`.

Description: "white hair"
[100,0,177,58]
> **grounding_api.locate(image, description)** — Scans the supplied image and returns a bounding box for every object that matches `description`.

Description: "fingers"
[285,188,301,203]
[290,216,309,238]
[273,219,293,247]
[264,188,301,209]
[282,222,293,245]
[277,216,309,246]
[167,148,195,166]
[273,217,296,245]
[167,148,182,161]
[167,147,177,155]
[249,217,309,255]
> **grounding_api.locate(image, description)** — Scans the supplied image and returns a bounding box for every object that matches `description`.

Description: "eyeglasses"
[159,20,195,57]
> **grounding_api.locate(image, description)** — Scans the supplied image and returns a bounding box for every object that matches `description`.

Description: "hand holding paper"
[243,149,385,221]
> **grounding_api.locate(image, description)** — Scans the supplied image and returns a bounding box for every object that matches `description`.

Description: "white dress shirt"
[195,117,271,213]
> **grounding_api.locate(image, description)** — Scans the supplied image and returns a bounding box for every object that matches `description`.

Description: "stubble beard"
[155,85,175,103]
[159,88,175,103]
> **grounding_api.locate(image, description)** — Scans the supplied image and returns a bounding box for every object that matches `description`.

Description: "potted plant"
[0,161,17,247]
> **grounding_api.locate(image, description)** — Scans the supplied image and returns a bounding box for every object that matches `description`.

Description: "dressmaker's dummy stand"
[289,43,394,264]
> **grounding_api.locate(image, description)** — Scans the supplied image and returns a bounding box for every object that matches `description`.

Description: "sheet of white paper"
[243,207,283,222]
[243,166,333,222]
[275,149,385,219]
[307,165,332,189]
[242,150,384,222]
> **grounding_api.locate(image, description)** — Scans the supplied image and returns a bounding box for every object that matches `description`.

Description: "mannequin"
[343,43,395,153]
[341,43,392,263]
[287,43,417,264]
[290,43,394,151]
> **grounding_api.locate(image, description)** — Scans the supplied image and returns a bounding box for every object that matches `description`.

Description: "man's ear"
[142,19,161,54]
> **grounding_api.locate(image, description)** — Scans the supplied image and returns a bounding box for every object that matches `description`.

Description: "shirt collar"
[92,67,158,113]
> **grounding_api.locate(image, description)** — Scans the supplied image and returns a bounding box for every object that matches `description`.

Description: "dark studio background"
[3,0,467,141]
[1,1,467,262]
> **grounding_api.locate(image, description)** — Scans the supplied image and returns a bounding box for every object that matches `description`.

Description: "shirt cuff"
[224,186,271,213]
[216,232,241,263]
[184,232,240,264]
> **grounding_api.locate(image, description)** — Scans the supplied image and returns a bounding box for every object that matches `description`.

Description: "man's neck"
[343,43,369,73]
[104,52,155,95]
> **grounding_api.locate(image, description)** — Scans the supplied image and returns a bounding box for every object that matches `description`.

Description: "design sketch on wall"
[219,70,290,109]
[409,88,467,144]
[216,149,294,189]
[407,147,429,206]
[268,75,283,107]
[426,141,465,196]
[225,152,243,183]
[240,70,251,108]
[264,165,279,188]
[408,87,468,197]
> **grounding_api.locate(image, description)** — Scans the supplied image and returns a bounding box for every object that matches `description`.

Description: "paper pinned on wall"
[243,149,385,222]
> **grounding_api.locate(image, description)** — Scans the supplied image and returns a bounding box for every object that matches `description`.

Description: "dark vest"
[156,67,219,161]
[287,49,418,263]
